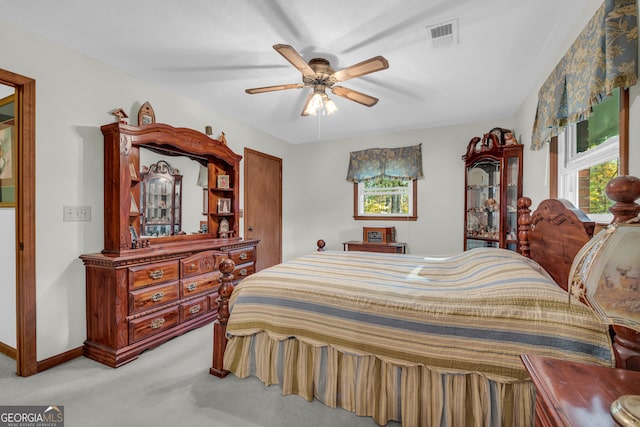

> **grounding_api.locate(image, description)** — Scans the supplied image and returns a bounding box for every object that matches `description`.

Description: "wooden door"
[244,148,282,271]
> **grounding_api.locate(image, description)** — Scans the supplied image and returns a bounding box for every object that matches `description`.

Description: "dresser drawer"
[128,306,180,343]
[228,247,255,265]
[180,296,208,322]
[129,281,180,315]
[180,250,219,278]
[181,271,221,298]
[128,260,180,290]
[233,263,255,281]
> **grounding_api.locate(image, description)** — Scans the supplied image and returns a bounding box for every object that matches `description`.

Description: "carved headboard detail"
[518,197,594,291]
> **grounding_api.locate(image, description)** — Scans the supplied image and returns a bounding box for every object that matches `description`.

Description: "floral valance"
[346,144,423,182]
[531,0,638,150]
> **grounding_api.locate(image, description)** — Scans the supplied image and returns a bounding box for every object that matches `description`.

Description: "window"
[555,88,627,222]
[353,177,417,220]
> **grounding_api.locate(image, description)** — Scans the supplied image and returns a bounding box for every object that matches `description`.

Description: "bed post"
[517,197,532,258]
[210,258,235,378]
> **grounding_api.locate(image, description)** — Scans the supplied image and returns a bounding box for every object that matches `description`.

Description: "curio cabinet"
[140,160,182,237]
[462,127,523,251]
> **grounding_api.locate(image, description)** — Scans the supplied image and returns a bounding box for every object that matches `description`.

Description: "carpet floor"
[0,325,400,426]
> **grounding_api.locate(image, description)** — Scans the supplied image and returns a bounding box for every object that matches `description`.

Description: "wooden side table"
[521,354,640,426]
[342,241,406,254]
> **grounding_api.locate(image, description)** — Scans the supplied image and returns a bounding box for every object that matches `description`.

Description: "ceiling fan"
[245,44,389,116]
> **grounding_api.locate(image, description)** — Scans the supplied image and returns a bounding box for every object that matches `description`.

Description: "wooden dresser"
[81,117,259,368]
[521,354,640,426]
[81,239,257,368]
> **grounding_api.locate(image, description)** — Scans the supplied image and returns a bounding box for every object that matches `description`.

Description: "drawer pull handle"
[187,263,197,272]
[239,252,248,260]
[151,318,165,329]
[186,282,198,292]
[148,269,164,280]
[151,292,165,302]
[239,268,248,276]
[189,305,201,314]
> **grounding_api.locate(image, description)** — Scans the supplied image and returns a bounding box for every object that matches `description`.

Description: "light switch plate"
[63,205,91,222]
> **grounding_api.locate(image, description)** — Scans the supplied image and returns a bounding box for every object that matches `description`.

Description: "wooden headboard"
[518,176,640,371]
[517,197,595,291]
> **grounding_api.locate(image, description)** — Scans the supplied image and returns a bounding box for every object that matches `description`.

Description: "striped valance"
[531,0,638,150]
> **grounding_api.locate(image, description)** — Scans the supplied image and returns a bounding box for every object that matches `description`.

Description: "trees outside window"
[353,177,417,220]
[555,88,627,222]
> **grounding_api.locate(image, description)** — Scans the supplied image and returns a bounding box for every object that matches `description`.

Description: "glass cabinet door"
[463,130,523,252]
[140,160,182,238]
[466,160,500,249]
[504,155,520,251]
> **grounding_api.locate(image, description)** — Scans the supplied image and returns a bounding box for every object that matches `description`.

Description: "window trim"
[353,180,418,221]
[550,87,629,198]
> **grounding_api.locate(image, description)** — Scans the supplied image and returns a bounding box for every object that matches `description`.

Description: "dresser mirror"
[99,121,241,253]
[140,146,204,236]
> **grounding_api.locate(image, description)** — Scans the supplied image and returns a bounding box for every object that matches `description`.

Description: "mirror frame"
[100,121,242,254]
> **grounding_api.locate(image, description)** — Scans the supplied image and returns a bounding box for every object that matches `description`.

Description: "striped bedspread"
[224,248,613,382]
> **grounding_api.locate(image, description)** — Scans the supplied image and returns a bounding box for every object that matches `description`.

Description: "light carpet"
[0,325,399,426]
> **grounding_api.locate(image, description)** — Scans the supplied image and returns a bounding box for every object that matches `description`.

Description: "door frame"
[244,148,282,270]
[0,69,37,376]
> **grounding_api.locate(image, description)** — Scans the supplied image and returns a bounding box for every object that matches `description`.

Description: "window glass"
[582,158,618,214]
[558,88,620,221]
[354,177,417,220]
[575,89,619,155]
[361,177,410,215]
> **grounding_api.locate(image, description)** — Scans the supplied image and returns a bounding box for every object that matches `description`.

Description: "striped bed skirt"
[224,331,535,426]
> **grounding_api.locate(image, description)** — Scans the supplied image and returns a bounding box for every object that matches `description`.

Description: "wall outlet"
[63,205,91,222]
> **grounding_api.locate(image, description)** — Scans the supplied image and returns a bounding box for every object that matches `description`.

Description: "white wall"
[2,22,292,360]
[286,119,513,259]
[0,208,16,348]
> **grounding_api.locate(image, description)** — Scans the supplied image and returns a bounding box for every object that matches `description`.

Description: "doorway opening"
[0,68,37,376]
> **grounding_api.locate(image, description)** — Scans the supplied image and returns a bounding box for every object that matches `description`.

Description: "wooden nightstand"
[342,241,406,254]
[521,354,640,426]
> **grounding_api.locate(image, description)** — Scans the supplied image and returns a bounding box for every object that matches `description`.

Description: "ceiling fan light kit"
[245,44,388,116]
[303,85,336,116]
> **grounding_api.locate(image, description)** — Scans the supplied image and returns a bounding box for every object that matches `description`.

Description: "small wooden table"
[342,241,406,254]
[521,354,640,426]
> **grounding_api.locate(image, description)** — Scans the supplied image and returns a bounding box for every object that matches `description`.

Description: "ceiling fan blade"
[300,92,314,116]
[273,44,316,78]
[331,86,379,107]
[245,83,304,94]
[332,56,389,82]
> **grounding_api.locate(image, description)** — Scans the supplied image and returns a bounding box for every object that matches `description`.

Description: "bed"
[209,191,639,426]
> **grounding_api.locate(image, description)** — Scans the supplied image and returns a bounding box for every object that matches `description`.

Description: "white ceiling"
[1,0,598,144]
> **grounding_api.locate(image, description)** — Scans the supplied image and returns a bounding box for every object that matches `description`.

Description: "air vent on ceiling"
[426,19,458,48]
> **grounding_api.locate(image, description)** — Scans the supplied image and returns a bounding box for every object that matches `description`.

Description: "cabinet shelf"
[466,236,498,242]
[467,184,500,190]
